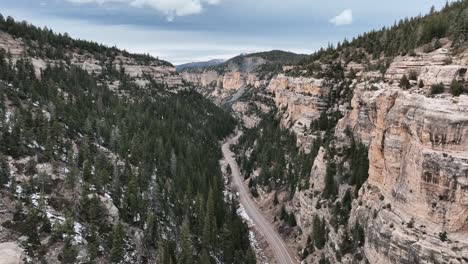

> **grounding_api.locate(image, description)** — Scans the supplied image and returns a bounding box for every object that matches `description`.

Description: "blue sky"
[0,0,452,64]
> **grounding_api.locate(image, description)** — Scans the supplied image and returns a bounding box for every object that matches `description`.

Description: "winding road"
[222,131,297,264]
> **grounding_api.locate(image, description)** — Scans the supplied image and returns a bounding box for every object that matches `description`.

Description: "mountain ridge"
[176,59,226,72]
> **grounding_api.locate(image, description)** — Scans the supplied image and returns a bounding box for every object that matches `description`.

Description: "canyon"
[0,2,467,264]
[181,40,468,264]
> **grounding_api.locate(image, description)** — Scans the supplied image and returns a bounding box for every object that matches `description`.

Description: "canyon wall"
[176,40,468,264]
[0,31,183,88]
[273,46,468,263]
[342,84,468,263]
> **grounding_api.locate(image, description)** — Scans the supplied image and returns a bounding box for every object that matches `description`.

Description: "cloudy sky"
[0,0,452,64]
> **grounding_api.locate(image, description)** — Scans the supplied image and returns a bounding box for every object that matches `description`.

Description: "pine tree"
[245,248,257,264]
[24,206,41,255]
[178,216,192,264]
[323,162,337,201]
[123,174,139,222]
[61,237,78,264]
[312,215,327,250]
[198,248,211,264]
[144,212,157,247]
[157,240,175,264]
[0,154,10,185]
[110,223,125,263]
[221,228,234,262]
[82,159,92,182]
[202,189,217,249]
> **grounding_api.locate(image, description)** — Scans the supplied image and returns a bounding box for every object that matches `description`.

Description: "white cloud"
[65,0,220,21]
[330,9,353,26]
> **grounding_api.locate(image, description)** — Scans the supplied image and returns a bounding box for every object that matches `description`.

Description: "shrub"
[439,231,448,242]
[450,80,465,96]
[431,83,445,94]
[348,68,357,79]
[418,80,425,88]
[399,74,411,89]
[433,38,442,49]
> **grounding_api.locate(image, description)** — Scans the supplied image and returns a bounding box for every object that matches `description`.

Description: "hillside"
[1,1,468,264]
[182,1,468,264]
[176,59,226,72]
[183,50,307,73]
[0,15,256,264]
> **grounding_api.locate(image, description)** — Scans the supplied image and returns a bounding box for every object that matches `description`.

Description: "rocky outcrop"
[181,69,272,127]
[418,65,467,86]
[0,242,25,264]
[181,70,220,87]
[334,82,468,263]
[285,81,468,263]
[385,48,453,81]
[383,45,467,88]
[181,70,267,91]
[267,74,330,151]
[0,31,183,88]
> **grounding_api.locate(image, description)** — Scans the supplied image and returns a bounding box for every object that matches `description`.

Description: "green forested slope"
[0,16,255,264]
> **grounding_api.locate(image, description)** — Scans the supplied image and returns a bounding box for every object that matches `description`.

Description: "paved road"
[222,131,296,264]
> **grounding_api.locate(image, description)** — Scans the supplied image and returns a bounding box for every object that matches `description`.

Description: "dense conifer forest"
[0,15,255,263]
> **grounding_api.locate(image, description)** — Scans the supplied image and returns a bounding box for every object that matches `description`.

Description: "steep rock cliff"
[341,84,468,263]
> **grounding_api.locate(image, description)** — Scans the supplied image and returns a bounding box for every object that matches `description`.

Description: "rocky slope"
[277,45,468,263]
[180,50,307,105]
[180,3,468,263]
[0,31,184,88]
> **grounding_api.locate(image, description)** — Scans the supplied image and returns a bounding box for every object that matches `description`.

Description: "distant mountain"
[226,50,308,65]
[176,59,226,71]
[181,50,309,74]
[220,50,309,73]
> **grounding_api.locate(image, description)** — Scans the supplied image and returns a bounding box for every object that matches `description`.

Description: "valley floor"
[222,131,297,264]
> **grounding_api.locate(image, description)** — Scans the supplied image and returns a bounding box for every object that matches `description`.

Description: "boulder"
[0,242,24,264]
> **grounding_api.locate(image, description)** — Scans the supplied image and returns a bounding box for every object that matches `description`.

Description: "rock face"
[0,31,183,88]
[268,74,329,125]
[384,45,467,87]
[0,242,25,264]
[181,69,273,127]
[267,74,330,151]
[340,84,468,262]
[261,43,468,263]
[181,70,267,91]
[418,65,467,86]
[385,48,452,81]
[289,80,468,263]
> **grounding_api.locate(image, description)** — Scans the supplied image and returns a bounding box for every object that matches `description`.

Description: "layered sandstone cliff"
[384,43,467,87]
[267,74,330,151]
[0,31,183,88]
[262,45,468,263]
[342,83,468,263]
[181,70,267,91]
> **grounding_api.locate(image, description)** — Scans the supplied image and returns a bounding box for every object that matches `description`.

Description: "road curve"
[222,131,297,264]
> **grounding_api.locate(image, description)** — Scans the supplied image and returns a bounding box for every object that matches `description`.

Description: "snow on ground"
[73,222,84,244]
[237,203,253,225]
[30,193,40,207]
[5,110,12,123]
[220,148,269,263]
[237,204,269,263]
